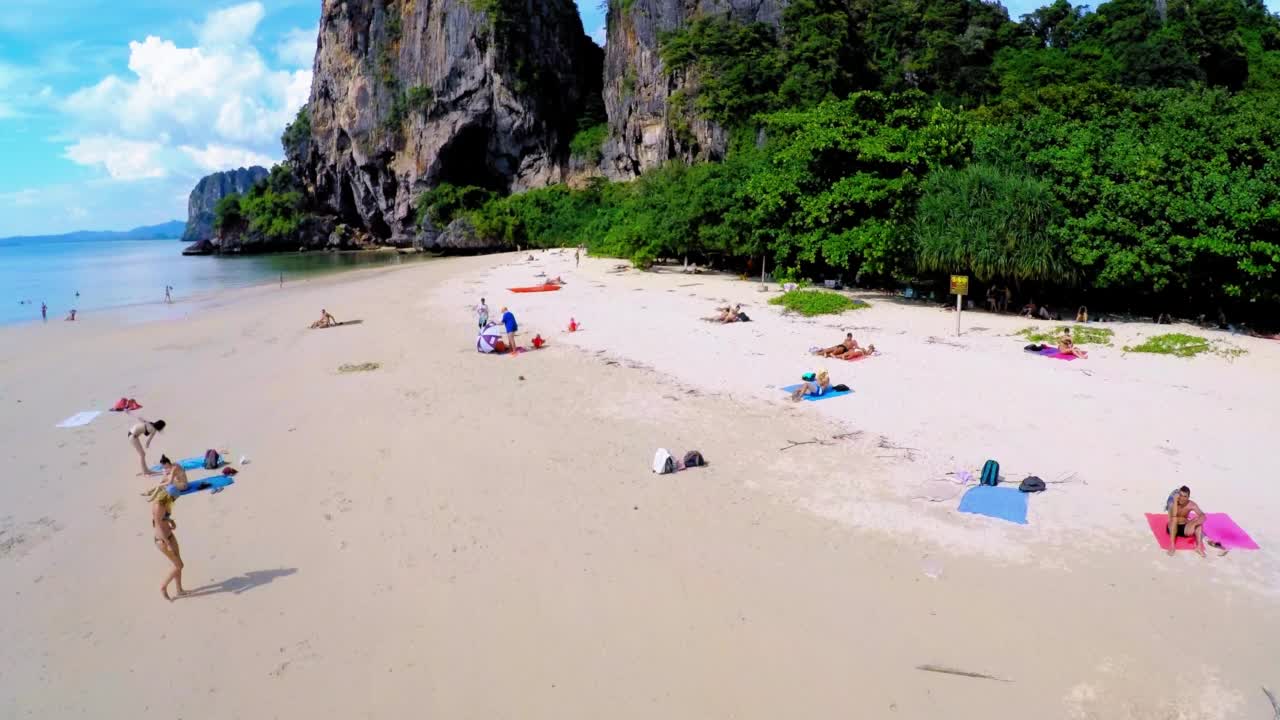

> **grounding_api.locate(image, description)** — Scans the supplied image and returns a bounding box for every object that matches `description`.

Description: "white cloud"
[199,2,266,47]
[0,178,191,237]
[60,3,308,184]
[590,24,607,46]
[0,189,41,207]
[180,143,276,173]
[277,25,318,67]
[64,136,167,180]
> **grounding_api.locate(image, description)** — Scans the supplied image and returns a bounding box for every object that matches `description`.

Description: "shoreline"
[2,250,1276,718]
[0,244,438,328]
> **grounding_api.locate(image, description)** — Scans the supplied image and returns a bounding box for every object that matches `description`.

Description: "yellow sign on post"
[950,275,969,336]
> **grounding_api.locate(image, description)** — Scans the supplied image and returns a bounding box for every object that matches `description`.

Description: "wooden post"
[956,292,962,336]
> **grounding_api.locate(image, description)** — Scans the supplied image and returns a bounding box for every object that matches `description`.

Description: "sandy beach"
[1,251,1277,719]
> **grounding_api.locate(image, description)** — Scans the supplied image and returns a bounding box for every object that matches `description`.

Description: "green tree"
[747,91,972,279]
[914,163,1071,283]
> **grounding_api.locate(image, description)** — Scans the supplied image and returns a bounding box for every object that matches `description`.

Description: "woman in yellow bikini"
[147,455,189,601]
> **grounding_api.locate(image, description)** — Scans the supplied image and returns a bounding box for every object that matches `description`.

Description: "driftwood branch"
[916,664,1011,683]
[780,438,827,452]
[1263,686,1280,719]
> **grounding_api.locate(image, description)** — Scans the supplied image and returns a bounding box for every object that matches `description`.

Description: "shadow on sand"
[182,568,298,599]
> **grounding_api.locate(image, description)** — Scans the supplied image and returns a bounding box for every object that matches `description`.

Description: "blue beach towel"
[169,475,235,497]
[780,384,853,402]
[957,485,1029,524]
[151,456,225,473]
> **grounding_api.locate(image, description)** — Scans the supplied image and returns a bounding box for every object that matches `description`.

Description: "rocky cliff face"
[602,0,785,178]
[181,166,270,244]
[298,0,600,243]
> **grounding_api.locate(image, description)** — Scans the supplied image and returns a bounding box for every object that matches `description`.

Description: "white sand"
[1,252,1277,718]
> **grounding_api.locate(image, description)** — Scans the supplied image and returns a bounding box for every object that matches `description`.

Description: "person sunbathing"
[838,343,876,360]
[705,304,744,323]
[1058,328,1088,358]
[814,333,859,357]
[1166,485,1207,557]
[310,309,338,329]
[791,370,830,401]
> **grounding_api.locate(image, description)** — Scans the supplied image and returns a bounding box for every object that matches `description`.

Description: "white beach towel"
[56,410,101,428]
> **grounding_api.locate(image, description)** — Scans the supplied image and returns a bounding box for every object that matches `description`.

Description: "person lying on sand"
[310,308,338,329]
[791,369,830,401]
[705,304,747,323]
[547,276,565,285]
[1167,485,1207,557]
[1058,328,1088,358]
[838,343,876,360]
[814,333,858,357]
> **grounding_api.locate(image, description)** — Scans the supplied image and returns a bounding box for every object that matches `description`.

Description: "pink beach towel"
[1038,346,1079,361]
[1144,513,1260,550]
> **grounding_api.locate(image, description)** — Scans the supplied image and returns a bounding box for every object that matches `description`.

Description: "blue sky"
[0,0,1263,236]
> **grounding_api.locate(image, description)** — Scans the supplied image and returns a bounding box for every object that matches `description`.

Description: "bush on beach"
[769,290,867,316]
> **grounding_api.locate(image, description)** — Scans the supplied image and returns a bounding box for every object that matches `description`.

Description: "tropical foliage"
[769,290,868,316]
[213,166,307,242]
[409,0,1280,320]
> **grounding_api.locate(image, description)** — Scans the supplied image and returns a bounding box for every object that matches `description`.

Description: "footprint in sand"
[0,516,62,560]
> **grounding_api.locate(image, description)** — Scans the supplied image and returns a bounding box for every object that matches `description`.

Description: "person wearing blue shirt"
[501,306,518,353]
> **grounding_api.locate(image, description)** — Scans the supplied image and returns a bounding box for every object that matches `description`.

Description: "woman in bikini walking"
[147,455,189,601]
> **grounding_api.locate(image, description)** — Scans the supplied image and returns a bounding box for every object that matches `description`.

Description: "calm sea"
[0,237,432,325]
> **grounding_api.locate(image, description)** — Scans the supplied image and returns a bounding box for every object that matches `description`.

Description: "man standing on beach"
[41,302,46,321]
[500,306,518,354]
[476,297,489,329]
[575,248,580,267]
[165,286,172,304]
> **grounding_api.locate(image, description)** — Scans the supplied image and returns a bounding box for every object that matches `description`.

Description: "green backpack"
[980,459,1000,486]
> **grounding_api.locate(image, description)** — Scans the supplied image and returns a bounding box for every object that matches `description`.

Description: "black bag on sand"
[203,449,221,470]
[1024,343,1045,352]
[1019,476,1046,493]
[682,451,706,468]
[833,384,850,392]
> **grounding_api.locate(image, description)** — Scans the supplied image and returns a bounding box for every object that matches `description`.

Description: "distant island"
[0,220,187,244]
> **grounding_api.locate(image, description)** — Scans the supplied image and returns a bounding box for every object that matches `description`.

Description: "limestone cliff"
[180,166,269,244]
[298,0,601,243]
[601,0,785,178]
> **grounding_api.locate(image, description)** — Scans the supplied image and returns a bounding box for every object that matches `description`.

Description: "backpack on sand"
[652,449,675,475]
[1019,476,1046,493]
[682,451,706,468]
[980,459,1000,486]
[203,449,222,470]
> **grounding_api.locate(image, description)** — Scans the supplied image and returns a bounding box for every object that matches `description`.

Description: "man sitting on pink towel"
[1166,485,1207,557]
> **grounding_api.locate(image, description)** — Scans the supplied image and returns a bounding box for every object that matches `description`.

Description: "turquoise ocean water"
[0,237,430,325]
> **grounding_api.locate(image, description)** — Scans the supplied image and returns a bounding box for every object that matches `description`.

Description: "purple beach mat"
[1038,346,1078,361]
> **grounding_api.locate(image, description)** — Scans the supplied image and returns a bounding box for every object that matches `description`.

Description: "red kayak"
[508,284,563,293]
